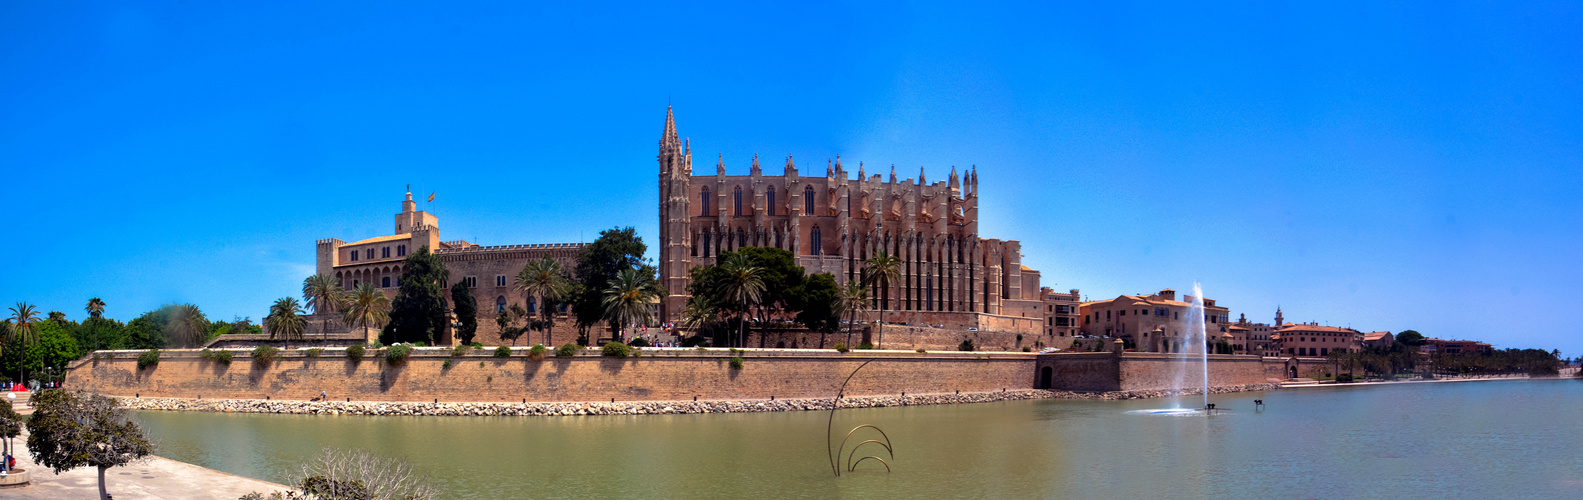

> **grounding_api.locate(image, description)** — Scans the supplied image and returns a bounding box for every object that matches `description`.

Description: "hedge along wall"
[65,348,1038,403]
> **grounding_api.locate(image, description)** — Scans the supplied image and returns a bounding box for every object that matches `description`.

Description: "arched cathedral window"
[811,225,822,256]
[701,186,711,215]
[804,185,815,215]
[734,186,743,216]
[767,188,776,216]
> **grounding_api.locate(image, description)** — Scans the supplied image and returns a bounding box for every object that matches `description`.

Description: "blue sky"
[3,2,1579,355]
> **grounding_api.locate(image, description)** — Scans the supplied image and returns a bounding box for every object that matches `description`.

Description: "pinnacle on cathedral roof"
[889,165,897,182]
[919,166,926,185]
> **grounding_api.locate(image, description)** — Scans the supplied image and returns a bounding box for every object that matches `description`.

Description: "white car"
[966,327,979,332]
[1040,347,1062,353]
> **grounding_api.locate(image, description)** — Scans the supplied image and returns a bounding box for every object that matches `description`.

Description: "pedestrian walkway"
[5,401,289,499]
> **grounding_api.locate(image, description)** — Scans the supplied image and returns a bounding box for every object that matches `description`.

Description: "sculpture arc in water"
[825,359,897,477]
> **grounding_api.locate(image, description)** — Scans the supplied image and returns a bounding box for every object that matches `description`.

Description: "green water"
[133,379,1583,499]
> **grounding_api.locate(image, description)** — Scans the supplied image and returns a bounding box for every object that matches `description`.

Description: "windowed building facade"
[656,107,1048,332]
[315,190,583,343]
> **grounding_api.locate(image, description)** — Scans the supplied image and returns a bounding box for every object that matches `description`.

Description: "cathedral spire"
[919,166,926,185]
[889,165,897,183]
[660,106,680,151]
[858,161,865,180]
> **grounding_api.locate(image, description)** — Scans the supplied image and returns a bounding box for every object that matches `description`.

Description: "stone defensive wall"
[66,348,1038,403]
[1035,352,1273,392]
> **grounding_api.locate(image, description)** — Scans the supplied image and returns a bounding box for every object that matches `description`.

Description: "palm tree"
[303,274,347,343]
[716,254,764,348]
[343,283,391,345]
[833,280,871,349]
[514,256,569,347]
[7,302,41,387]
[601,268,661,344]
[166,304,209,348]
[863,251,902,349]
[85,297,105,352]
[680,295,721,346]
[267,297,305,349]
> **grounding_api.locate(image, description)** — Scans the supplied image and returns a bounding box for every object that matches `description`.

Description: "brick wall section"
[1035,353,1272,391]
[67,349,1036,403]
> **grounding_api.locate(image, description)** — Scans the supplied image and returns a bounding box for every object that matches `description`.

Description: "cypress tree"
[450,280,478,345]
[383,245,450,345]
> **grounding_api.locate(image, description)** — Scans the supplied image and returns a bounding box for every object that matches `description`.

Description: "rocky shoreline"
[114,383,1280,417]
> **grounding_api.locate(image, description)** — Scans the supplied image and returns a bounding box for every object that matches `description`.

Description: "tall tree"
[863,251,903,349]
[731,247,806,347]
[680,295,721,346]
[450,280,478,345]
[303,274,347,343]
[514,256,570,347]
[343,283,391,345]
[266,298,305,349]
[84,297,105,352]
[601,268,662,343]
[833,280,871,348]
[572,227,646,344]
[716,253,765,348]
[6,302,41,386]
[789,273,841,348]
[26,389,153,500]
[0,398,20,473]
[164,304,209,348]
[384,245,450,345]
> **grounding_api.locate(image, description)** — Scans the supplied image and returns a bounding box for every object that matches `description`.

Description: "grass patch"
[385,344,412,365]
[306,348,324,358]
[495,346,512,358]
[252,345,279,367]
[452,345,469,357]
[555,343,580,358]
[602,342,632,358]
[728,356,744,370]
[137,349,160,370]
[834,344,849,353]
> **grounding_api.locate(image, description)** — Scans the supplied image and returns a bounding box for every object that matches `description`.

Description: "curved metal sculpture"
[826,359,897,476]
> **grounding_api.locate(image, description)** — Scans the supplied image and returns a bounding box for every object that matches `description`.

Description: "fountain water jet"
[1146,283,1213,415]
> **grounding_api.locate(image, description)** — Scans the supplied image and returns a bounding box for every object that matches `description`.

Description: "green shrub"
[199,348,214,360]
[695,345,708,351]
[629,337,650,347]
[529,344,547,357]
[253,345,279,366]
[451,345,469,357]
[1016,334,1024,342]
[347,344,366,361]
[442,359,453,369]
[470,342,484,349]
[858,342,874,350]
[602,342,631,358]
[728,356,744,370]
[1022,346,1032,352]
[214,350,234,365]
[916,348,927,353]
[495,346,512,358]
[306,348,324,358]
[729,348,741,355]
[834,344,849,353]
[1336,373,1354,383]
[555,343,580,358]
[385,344,412,364]
[415,341,428,347]
[958,339,976,352]
[137,349,160,370]
[369,341,384,349]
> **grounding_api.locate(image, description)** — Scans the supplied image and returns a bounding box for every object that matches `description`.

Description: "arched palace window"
[804,185,815,215]
[733,186,743,216]
[701,186,711,215]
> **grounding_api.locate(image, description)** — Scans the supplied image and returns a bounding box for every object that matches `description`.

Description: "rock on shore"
[114,384,1280,417]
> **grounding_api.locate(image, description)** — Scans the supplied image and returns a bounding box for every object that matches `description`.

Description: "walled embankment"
[1037,353,1272,392]
[112,383,1281,417]
[67,347,1036,403]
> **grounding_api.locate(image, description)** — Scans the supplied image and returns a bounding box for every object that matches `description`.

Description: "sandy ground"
[4,398,290,500]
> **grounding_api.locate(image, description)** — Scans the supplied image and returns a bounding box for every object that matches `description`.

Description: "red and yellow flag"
[427,192,435,202]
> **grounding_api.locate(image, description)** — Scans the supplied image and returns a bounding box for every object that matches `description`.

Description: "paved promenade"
[6,397,290,499]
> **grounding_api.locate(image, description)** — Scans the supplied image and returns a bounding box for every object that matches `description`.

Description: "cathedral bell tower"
[657,107,693,324]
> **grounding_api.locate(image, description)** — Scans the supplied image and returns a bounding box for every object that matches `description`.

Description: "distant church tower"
[1274,307,1284,326]
[657,107,692,323]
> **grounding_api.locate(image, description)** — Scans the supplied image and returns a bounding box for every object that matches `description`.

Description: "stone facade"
[1078,288,1233,353]
[1032,352,1272,392]
[1272,314,1362,357]
[655,107,1047,331]
[314,190,582,345]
